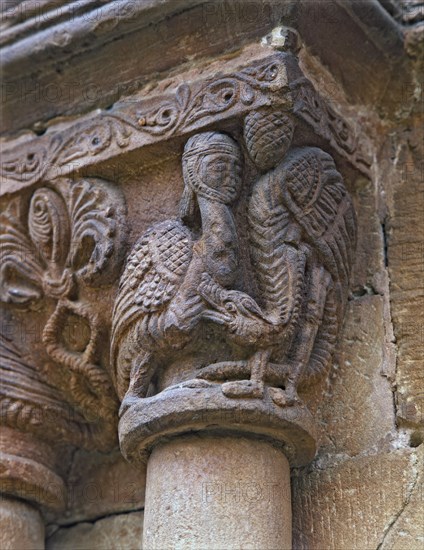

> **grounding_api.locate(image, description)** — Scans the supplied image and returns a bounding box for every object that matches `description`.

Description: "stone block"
[0,497,44,550]
[318,295,395,456]
[47,449,145,526]
[351,178,386,294]
[385,123,424,429]
[381,444,424,550]
[46,511,144,550]
[292,447,423,550]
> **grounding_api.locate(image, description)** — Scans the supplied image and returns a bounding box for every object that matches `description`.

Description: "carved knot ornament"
[0,178,127,451]
[113,111,357,466]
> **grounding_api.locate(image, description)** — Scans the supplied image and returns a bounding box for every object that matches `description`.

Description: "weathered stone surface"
[143,436,291,550]
[292,447,423,550]
[46,511,144,550]
[380,444,424,549]
[0,496,44,550]
[351,177,386,294]
[384,120,424,430]
[1,1,409,135]
[47,449,145,525]
[296,0,412,118]
[319,295,396,456]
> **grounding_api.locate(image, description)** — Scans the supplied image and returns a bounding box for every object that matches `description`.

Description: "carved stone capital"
[0,176,127,510]
[107,37,359,470]
[1,34,360,511]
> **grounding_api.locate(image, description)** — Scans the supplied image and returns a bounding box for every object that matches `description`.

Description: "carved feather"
[278,147,357,318]
[248,146,356,384]
[248,170,305,328]
[111,219,192,378]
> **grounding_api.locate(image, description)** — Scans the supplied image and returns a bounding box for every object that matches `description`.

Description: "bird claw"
[221,380,264,399]
[196,360,249,381]
[163,379,214,392]
[119,393,140,416]
[269,387,299,407]
[201,309,232,325]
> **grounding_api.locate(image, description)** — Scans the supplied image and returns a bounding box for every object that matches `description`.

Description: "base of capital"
[119,382,318,467]
[0,427,66,511]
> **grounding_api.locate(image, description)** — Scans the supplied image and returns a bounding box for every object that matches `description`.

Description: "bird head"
[221,291,266,321]
[219,291,277,344]
[199,274,276,344]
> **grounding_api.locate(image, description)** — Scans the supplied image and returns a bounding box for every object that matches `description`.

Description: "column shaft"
[143,436,292,550]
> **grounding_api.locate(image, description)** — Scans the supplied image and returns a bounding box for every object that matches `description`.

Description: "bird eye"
[225,302,236,312]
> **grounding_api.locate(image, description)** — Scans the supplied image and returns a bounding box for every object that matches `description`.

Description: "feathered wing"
[248,168,306,332]
[278,147,357,322]
[248,146,356,384]
[111,219,192,397]
[278,148,357,385]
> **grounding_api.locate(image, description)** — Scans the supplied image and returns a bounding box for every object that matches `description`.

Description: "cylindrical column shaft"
[0,496,44,550]
[143,436,292,550]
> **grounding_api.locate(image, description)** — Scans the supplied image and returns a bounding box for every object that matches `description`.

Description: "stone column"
[120,382,317,550]
[143,436,291,550]
[111,39,358,545]
[0,427,66,550]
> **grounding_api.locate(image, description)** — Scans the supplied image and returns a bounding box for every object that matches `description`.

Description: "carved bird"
[111,132,246,409]
[197,109,357,405]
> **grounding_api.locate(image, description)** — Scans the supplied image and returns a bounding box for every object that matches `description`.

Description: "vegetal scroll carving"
[1,51,369,198]
[122,59,284,137]
[0,118,130,188]
[0,178,127,448]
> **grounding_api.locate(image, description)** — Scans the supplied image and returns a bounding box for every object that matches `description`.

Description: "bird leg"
[197,360,289,386]
[221,348,271,398]
[120,351,154,415]
[271,266,331,407]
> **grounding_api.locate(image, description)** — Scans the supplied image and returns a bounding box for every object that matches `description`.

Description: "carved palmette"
[0,179,127,304]
[0,178,127,449]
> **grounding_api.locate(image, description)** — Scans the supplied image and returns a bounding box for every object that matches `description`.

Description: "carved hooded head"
[180,132,243,222]
[244,109,295,172]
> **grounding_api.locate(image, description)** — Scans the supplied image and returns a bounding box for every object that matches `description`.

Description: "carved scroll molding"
[0,177,127,510]
[380,0,424,25]
[1,48,370,197]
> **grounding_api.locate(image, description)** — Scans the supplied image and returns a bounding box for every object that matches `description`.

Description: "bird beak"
[239,299,277,325]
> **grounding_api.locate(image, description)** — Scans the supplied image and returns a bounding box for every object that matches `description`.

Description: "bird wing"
[278,146,357,319]
[111,219,192,371]
[248,167,306,328]
[248,146,356,329]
